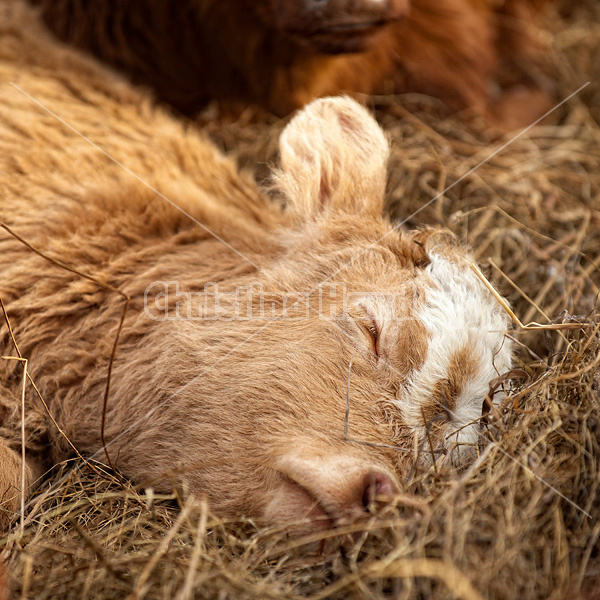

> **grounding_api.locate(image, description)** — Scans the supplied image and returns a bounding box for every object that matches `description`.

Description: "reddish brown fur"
[29,0,549,123]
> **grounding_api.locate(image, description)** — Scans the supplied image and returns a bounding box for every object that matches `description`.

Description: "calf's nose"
[266,454,400,528]
[353,0,409,18]
[303,0,408,21]
[361,470,397,511]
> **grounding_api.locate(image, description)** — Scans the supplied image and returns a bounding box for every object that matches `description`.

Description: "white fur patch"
[393,253,513,460]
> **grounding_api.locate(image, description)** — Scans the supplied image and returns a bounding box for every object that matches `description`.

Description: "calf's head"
[141,97,512,532]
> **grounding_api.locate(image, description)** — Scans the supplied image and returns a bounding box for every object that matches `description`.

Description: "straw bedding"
[1,1,599,599]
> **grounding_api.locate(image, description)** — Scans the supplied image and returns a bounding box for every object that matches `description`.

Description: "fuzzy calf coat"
[30,0,548,124]
[0,1,513,532]
[0,562,7,600]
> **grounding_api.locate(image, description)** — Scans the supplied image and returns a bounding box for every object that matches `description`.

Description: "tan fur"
[0,558,7,600]
[0,439,24,530]
[0,1,512,532]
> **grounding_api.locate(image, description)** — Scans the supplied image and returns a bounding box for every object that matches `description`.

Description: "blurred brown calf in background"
[31,0,550,127]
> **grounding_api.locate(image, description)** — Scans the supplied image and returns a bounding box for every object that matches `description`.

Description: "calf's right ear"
[275,96,389,222]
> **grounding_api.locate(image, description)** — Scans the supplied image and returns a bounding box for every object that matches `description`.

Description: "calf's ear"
[275,96,389,222]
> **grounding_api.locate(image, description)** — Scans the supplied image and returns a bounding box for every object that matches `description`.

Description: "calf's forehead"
[339,251,512,388]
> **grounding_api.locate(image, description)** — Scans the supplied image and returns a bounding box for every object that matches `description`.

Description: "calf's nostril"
[361,471,397,511]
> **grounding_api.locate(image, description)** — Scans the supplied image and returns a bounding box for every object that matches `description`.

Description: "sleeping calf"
[0,0,513,532]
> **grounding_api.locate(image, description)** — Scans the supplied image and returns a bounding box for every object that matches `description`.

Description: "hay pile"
[2,2,599,599]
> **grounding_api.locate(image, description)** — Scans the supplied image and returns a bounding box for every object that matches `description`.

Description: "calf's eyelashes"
[347,302,380,358]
